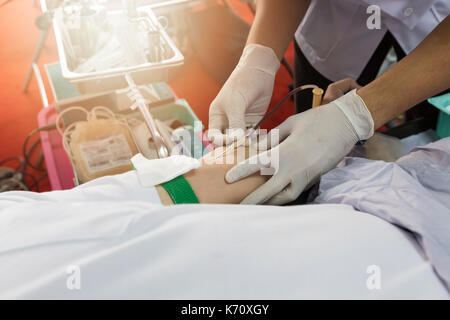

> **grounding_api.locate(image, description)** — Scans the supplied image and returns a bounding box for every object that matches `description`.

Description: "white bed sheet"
[0,171,447,299]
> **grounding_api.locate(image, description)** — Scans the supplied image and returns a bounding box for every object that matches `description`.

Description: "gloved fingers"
[207,129,227,146]
[225,159,263,184]
[227,111,247,133]
[223,128,246,146]
[264,178,307,205]
[323,78,361,104]
[241,175,289,205]
[209,91,246,145]
[208,112,228,145]
[223,99,247,145]
[255,118,294,151]
[208,127,246,147]
[225,148,276,183]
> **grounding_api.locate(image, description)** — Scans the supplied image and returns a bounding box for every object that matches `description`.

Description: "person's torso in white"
[295,0,449,81]
[0,171,447,299]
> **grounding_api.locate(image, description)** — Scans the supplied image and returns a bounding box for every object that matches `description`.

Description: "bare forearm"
[358,16,450,129]
[247,0,310,60]
[184,163,266,204]
[156,165,266,205]
[156,147,267,205]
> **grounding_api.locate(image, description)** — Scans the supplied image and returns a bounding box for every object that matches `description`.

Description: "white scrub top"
[295,0,449,81]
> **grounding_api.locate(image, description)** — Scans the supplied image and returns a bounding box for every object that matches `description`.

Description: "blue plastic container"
[428,93,450,139]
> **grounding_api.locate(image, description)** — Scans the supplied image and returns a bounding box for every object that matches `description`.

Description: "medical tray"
[53,5,184,94]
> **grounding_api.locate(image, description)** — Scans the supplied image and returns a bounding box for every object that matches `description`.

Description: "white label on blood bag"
[80,134,133,173]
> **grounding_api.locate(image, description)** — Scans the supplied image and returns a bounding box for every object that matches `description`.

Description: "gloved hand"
[208,44,280,146]
[225,89,375,205]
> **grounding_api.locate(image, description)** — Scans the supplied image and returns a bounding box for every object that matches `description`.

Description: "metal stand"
[22,0,59,108]
[22,28,49,93]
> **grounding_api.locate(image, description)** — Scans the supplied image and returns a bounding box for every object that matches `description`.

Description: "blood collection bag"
[59,107,139,184]
[70,119,138,183]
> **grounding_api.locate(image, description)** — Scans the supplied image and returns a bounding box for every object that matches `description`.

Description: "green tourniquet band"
[161,175,199,204]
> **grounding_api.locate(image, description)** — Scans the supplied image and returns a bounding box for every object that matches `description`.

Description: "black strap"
[357,31,406,86]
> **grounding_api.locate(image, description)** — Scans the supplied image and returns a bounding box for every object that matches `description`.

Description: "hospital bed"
[0,170,448,299]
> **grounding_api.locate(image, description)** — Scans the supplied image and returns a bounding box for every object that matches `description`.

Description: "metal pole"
[22,28,49,92]
[32,63,49,107]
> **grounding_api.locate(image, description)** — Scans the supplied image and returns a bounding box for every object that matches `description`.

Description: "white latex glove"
[225,89,375,205]
[208,44,280,145]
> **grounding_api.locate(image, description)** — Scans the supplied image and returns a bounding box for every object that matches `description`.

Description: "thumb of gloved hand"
[208,44,280,146]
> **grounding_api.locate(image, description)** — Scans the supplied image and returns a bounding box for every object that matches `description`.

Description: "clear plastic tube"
[125,73,169,158]
[56,105,130,160]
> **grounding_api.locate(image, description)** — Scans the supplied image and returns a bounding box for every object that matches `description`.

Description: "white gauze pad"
[131,154,201,187]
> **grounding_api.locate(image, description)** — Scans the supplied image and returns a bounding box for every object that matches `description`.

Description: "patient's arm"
[156,146,268,205]
[155,76,356,205]
[156,76,362,206]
